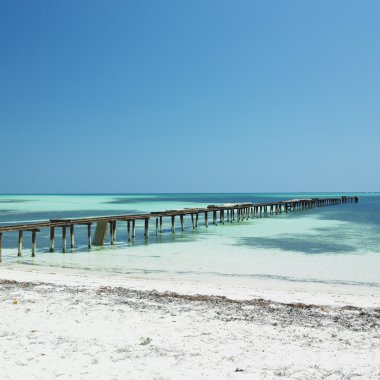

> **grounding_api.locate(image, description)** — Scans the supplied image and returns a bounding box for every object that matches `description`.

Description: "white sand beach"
[1,266,379,379]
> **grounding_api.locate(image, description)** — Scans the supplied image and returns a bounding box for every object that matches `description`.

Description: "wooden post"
[159,216,163,233]
[49,227,55,252]
[171,215,175,233]
[204,212,208,227]
[70,224,75,249]
[191,214,195,229]
[132,220,136,239]
[231,208,234,222]
[180,214,184,230]
[31,230,37,257]
[127,221,131,241]
[195,213,199,228]
[87,224,92,248]
[62,226,67,253]
[113,221,116,243]
[144,218,149,239]
[156,218,159,236]
[18,230,23,257]
[110,221,114,245]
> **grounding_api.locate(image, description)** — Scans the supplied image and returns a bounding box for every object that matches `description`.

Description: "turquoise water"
[1,193,379,287]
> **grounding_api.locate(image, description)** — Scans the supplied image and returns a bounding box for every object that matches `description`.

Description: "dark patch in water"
[0,199,28,204]
[236,236,357,254]
[0,209,12,214]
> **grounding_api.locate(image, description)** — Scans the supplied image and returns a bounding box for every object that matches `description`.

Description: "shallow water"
[1,193,379,288]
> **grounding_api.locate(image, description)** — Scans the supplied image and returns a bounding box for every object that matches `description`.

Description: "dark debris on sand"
[1,279,379,334]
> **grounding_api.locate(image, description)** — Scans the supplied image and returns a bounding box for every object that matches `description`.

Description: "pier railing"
[0,196,359,260]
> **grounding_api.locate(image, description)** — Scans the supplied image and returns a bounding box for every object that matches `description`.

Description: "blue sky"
[1,0,379,193]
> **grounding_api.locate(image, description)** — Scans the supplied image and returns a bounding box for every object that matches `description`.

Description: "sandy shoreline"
[1,266,380,379]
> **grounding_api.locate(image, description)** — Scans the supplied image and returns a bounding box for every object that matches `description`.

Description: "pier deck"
[0,196,359,260]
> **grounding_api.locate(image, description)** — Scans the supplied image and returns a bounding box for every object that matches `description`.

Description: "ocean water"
[0,193,380,288]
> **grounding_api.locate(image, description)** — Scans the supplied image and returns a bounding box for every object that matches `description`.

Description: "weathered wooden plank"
[92,221,108,246]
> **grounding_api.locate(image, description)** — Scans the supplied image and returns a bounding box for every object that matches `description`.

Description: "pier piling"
[50,227,55,252]
[62,226,67,253]
[87,224,92,248]
[31,230,37,257]
[18,230,23,257]
[144,218,149,239]
[70,225,75,249]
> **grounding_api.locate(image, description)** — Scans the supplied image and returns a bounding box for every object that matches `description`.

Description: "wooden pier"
[0,196,359,260]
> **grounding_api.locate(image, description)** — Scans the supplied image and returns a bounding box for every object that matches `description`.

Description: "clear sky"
[1,0,379,193]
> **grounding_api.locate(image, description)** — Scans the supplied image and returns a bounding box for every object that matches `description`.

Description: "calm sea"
[1,193,379,288]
